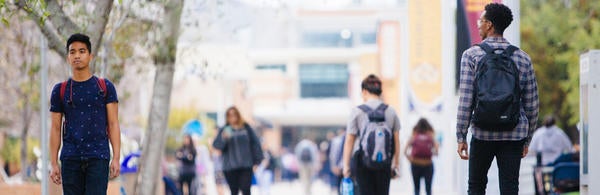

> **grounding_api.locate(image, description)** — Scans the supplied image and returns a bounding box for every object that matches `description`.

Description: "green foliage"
[521,0,600,136]
[168,108,199,130]
[1,137,20,164]
[1,137,41,165]
[165,108,198,152]
[1,17,8,26]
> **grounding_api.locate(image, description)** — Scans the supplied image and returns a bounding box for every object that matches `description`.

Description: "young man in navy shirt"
[49,33,121,194]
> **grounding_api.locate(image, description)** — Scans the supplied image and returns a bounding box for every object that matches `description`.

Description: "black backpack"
[300,147,312,163]
[472,43,521,131]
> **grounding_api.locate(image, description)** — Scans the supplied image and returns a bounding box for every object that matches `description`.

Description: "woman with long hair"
[213,106,264,195]
[177,134,197,195]
[404,118,439,195]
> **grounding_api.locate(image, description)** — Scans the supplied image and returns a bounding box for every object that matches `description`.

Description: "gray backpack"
[357,104,394,170]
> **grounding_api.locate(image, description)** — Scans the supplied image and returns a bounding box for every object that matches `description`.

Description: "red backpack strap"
[59,81,68,103]
[97,77,108,98]
[96,77,110,137]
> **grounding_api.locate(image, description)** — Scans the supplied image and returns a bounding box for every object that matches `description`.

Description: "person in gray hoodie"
[213,106,264,195]
[529,115,573,165]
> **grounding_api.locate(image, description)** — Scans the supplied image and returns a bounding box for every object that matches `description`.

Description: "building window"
[299,64,349,98]
[360,32,377,45]
[301,31,353,48]
[300,30,377,48]
[256,64,287,73]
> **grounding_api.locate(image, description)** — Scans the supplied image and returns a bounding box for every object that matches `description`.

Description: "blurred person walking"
[456,3,539,194]
[295,139,320,195]
[405,118,439,195]
[49,33,121,195]
[177,134,197,195]
[280,148,298,182]
[342,74,401,195]
[212,149,228,195]
[529,115,572,165]
[329,129,346,194]
[213,106,264,195]
[257,145,276,195]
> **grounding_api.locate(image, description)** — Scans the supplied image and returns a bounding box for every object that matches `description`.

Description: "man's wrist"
[343,163,350,169]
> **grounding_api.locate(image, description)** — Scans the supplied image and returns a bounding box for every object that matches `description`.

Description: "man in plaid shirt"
[456,3,539,194]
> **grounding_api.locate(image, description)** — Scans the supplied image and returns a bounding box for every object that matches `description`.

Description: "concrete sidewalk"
[260,179,455,195]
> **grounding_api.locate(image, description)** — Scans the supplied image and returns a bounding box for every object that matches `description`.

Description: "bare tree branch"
[46,0,81,37]
[14,0,67,57]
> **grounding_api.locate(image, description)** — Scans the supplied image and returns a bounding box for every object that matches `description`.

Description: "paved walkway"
[256,179,455,195]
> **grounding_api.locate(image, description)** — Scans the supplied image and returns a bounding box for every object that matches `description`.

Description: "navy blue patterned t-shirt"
[50,76,118,160]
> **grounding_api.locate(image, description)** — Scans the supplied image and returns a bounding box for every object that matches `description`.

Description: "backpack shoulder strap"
[96,77,108,98]
[375,104,389,112]
[504,45,519,56]
[476,43,494,54]
[59,80,68,103]
[358,105,372,113]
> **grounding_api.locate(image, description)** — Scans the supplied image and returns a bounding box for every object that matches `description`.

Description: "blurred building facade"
[173,0,526,194]
[175,0,406,152]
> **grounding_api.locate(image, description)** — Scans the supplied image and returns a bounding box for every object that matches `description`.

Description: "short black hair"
[543,115,556,127]
[484,3,513,35]
[361,74,382,96]
[66,33,92,53]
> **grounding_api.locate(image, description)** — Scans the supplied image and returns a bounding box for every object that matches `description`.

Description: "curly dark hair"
[361,74,382,96]
[484,3,513,35]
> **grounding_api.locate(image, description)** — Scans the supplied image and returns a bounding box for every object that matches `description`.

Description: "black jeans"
[411,164,433,195]
[468,138,525,195]
[355,164,391,195]
[224,168,253,195]
[61,158,109,195]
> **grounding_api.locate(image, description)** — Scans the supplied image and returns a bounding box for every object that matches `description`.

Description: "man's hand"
[342,165,351,178]
[391,164,400,179]
[457,142,469,160]
[110,159,120,179]
[50,163,61,185]
[522,146,529,158]
[332,167,341,176]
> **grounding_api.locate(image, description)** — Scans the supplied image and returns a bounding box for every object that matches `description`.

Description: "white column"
[503,0,521,46]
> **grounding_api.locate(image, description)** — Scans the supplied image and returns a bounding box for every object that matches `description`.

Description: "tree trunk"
[136,63,175,195]
[20,124,29,178]
[20,95,31,179]
[136,1,183,194]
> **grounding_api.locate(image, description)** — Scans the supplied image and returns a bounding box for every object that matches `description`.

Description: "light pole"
[40,35,49,195]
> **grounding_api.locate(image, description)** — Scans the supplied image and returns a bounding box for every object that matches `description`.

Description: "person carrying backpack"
[342,74,401,195]
[405,118,439,195]
[456,3,539,194]
[49,33,121,195]
[294,139,319,195]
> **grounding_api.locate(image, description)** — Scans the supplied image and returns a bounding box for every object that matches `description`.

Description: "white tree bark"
[136,0,183,194]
